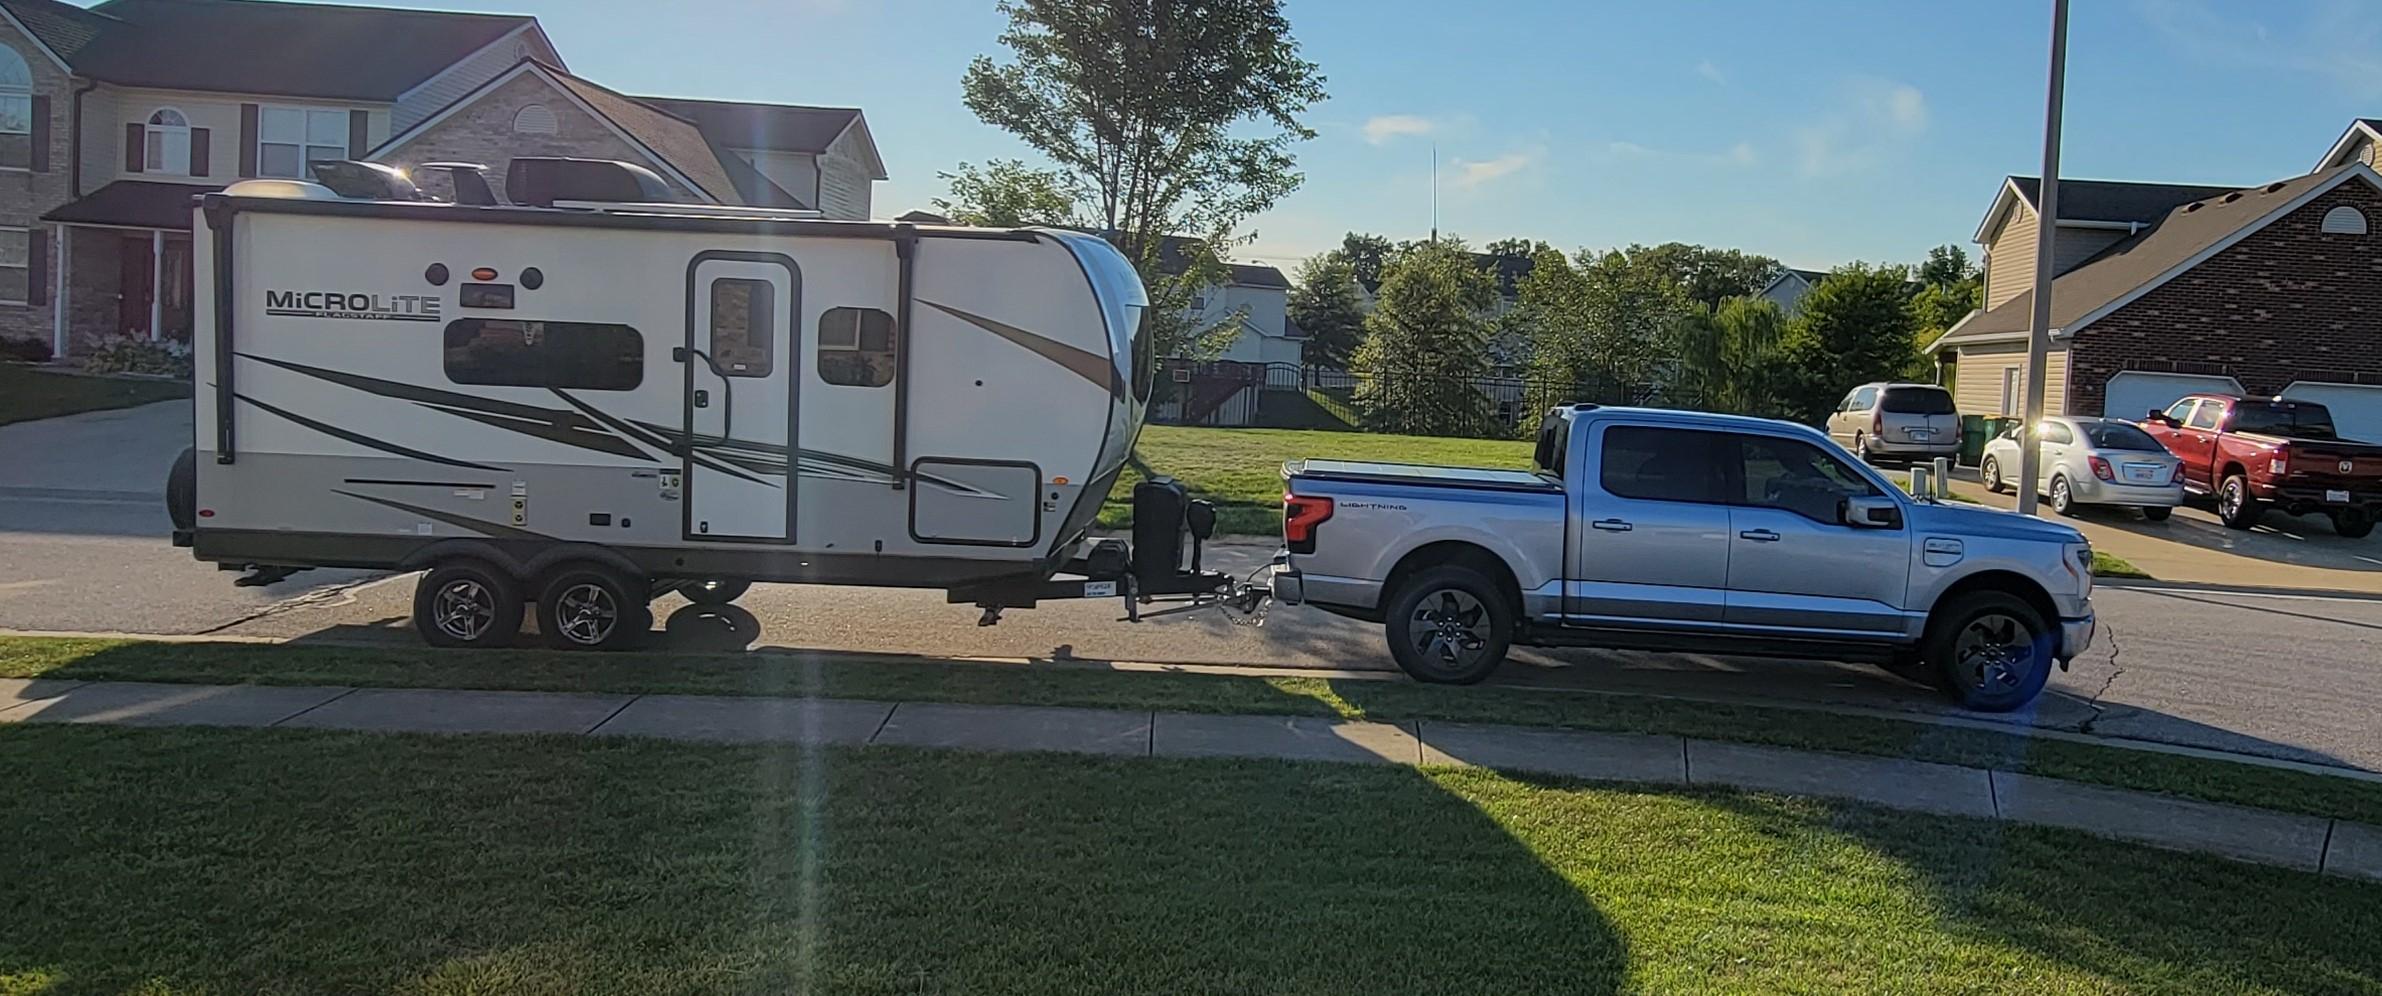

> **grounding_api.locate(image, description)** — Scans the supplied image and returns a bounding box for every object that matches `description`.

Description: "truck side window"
[1599,426,1726,503]
[1737,434,1880,524]
[2164,398,2198,424]
[1532,415,1568,479]
[2187,401,2222,430]
[708,278,773,377]
[818,307,896,388]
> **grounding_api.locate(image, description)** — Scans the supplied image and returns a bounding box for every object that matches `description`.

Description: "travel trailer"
[173,159,1240,649]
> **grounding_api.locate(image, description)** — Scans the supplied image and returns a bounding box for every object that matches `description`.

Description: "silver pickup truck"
[1273,405,2097,712]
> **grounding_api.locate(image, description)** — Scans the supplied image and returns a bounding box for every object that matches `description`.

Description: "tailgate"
[2284,442,2382,487]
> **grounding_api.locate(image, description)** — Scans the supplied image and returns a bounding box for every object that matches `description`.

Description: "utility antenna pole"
[1430,142,1440,242]
[2017,0,2067,516]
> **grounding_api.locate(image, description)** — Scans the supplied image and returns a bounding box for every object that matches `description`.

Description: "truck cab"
[1275,406,2097,711]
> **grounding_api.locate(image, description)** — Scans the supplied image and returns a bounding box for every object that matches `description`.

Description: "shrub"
[0,336,52,363]
[84,337,193,378]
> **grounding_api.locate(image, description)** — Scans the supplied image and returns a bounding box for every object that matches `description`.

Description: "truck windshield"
[2230,401,2337,440]
[2085,422,2164,451]
[1879,387,1954,415]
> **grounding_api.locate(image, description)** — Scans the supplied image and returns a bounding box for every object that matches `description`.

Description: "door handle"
[1738,529,1781,542]
[1590,518,1633,532]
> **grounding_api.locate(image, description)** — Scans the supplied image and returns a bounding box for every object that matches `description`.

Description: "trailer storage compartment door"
[910,458,1040,547]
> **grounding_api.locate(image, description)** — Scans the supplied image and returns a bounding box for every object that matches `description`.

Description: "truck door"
[1722,433,1909,635]
[2171,398,2226,491]
[1567,424,1732,624]
[682,253,799,543]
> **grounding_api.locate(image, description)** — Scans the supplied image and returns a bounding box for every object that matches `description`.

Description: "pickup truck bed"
[1284,459,1563,493]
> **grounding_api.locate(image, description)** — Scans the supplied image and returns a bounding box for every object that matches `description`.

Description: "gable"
[2088,178,2382,341]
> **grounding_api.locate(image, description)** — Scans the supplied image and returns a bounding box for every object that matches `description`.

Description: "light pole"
[2016,0,2068,516]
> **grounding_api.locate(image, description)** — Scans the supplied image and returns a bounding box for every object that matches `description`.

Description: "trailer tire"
[166,446,197,532]
[413,560,524,649]
[1383,565,1512,685]
[535,565,651,651]
[683,579,751,606]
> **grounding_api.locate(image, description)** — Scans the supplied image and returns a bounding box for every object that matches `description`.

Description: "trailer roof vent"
[507,157,677,208]
[222,178,343,200]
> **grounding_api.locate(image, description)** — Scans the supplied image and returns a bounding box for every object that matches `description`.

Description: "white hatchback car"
[1980,416,2184,519]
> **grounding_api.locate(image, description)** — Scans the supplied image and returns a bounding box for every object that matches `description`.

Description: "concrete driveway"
[1943,470,2382,593]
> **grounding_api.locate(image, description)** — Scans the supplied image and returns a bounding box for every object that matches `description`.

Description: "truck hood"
[1907,500,2087,545]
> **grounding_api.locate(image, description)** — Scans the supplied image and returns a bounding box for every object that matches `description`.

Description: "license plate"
[2327,489,2352,504]
[2123,464,2161,483]
[1908,429,1933,440]
[1083,581,1118,597]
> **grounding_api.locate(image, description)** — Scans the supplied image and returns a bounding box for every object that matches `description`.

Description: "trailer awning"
[43,180,222,231]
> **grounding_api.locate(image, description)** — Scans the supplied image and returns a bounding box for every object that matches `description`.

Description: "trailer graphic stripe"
[332,490,551,541]
[234,395,506,472]
[627,420,1000,497]
[238,354,656,462]
[918,300,1124,398]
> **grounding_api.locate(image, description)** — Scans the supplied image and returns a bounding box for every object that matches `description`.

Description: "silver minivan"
[1828,382,1961,463]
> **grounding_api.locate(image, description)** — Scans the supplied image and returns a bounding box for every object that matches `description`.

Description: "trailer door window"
[444,319,643,391]
[708,278,773,377]
[818,307,895,388]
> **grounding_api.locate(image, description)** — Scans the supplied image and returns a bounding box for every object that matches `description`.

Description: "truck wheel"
[413,560,524,649]
[535,565,651,651]
[1924,591,2053,712]
[2048,474,2077,516]
[2141,505,2173,522]
[2333,508,2376,539]
[165,446,197,531]
[2217,474,2263,530]
[1981,456,2006,494]
[683,579,751,606]
[1383,566,1513,685]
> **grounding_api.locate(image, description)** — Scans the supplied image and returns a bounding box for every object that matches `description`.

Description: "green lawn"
[0,363,190,426]
[8,635,2380,825]
[2,724,2376,995]
[1103,425,1532,534]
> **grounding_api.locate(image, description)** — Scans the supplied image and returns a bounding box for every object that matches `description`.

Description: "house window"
[2000,366,2023,416]
[443,319,644,390]
[512,104,558,136]
[0,227,27,303]
[708,278,773,377]
[0,45,30,170]
[145,108,192,174]
[258,106,347,179]
[2322,206,2368,236]
[817,307,895,387]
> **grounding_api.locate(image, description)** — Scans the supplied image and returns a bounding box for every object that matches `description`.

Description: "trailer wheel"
[534,565,651,651]
[166,446,197,532]
[1383,565,1513,685]
[683,579,751,606]
[413,560,524,649]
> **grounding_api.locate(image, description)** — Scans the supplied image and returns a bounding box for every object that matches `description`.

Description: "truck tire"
[2048,474,2077,516]
[2217,474,2263,530]
[166,446,197,532]
[1923,590,2053,713]
[535,564,652,651]
[1383,565,1513,685]
[683,579,751,606]
[2333,508,2376,540]
[413,559,524,649]
[2141,505,2173,522]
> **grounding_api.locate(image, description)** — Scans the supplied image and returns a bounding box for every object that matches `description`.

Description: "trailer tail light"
[1283,493,1333,554]
[2088,455,2114,482]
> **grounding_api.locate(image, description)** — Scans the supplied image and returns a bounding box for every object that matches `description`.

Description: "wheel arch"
[1383,540,1524,620]
[1928,568,2059,635]
[400,539,528,578]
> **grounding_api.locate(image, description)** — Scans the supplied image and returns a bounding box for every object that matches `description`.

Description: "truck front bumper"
[2058,612,2096,662]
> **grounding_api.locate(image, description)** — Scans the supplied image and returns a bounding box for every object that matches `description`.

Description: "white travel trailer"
[175,159,1236,649]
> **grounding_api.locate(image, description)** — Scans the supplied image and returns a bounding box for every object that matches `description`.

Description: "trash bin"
[1957,415,1991,467]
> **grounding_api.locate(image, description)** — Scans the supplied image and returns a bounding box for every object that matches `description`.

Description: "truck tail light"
[2270,455,2289,476]
[1283,493,1333,554]
[2088,455,2114,482]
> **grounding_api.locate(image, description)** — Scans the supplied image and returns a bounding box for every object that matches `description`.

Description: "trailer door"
[683,253,799,543]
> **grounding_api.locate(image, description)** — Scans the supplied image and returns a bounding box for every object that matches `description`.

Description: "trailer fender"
[398,539,531,579]
[520,544,648,587]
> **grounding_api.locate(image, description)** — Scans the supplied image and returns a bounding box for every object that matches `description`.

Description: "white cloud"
[1695,59,1727,85]
[1362,114,1436,145]
[1596,139,1758,169]
[1793,78,1929,178]
[1452,151,1536,188]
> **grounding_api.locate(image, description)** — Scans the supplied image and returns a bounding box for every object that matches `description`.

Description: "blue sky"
[223,1,2382,271]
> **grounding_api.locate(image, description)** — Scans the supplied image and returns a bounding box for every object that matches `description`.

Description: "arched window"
[512,103,558,135]
[2322,205,2368,236]
[0,46,32,170]
[145,108,192,174]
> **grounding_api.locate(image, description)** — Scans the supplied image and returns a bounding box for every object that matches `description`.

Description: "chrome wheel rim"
[1983,459,2000,490]
[2051,478,2069,511]
[432,579,496,642]
[1952,612,2036,693]
[2220,480,2241,519]
[555,582,618,645]
[1409,589,1490,670]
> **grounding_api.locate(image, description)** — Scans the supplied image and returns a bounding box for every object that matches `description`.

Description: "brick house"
[0,0,884,361]
[1928,132,2382,443]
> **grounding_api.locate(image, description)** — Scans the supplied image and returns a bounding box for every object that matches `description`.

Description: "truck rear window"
[1879,386,1954,415]
[2230,401,2337,440]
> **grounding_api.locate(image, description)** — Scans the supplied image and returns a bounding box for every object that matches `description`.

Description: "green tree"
[1624,242,1784,310]
[1287,252,1366,367]
[1778,264,1921,422]
[1910,243,1983,344]
[962,0,1325,357]
[1350,242,1498,436]
[1918,243,1976,289]
[1339,232,1395,290]
[1669,297,1790,416]
[931,159,1088,227]
[1522,249,1688,406]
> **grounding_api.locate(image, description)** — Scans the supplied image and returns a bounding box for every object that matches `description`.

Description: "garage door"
[2102,371,2244,421]
[2282,382,2382,443]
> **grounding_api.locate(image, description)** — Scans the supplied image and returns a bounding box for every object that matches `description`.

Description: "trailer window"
[708,278,773,377]
[818,307,895,388]
[443,319,643,391]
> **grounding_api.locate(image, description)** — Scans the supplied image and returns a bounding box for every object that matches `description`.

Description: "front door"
[1566,423,1733,624]
[682,253,799,543]
[119,236,153,337]
[1722,433,1910,635]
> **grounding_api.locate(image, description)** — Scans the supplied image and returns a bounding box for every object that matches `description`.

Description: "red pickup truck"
[2138,394,2382,538]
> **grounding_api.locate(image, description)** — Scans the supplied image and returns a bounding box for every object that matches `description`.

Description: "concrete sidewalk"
[4,676,2377,883]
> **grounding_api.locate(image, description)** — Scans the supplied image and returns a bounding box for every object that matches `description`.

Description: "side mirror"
[2146,409,2178,428]
[1841,496,1903,529]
